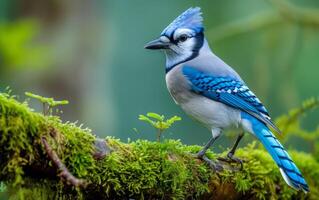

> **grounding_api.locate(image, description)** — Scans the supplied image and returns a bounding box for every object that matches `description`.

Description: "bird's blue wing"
[182,66,280,133]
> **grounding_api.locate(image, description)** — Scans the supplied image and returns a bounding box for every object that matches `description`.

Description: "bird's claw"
[191,153,223,172]
[217,152,243,171]
[202,155,223,172]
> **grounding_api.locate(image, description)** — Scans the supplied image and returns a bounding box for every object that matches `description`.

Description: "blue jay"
[145,7,308,192]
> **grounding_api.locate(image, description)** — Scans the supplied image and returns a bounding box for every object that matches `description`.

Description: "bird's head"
[145,7,205,72]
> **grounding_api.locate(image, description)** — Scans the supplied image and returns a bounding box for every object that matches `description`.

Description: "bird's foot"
[192,152,223,172]
[217,152,243,171]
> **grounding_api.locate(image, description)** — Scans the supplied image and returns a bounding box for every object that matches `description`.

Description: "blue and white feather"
[161,7,204,37]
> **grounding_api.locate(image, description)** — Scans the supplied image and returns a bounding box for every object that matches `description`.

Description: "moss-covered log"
[0,93,319,200]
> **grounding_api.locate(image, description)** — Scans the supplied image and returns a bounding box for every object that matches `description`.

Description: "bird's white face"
[170,28,197,54]
[162,28,200,69]
[145,27,204,72]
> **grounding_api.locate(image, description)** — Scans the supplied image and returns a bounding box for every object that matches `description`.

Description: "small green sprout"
[2,86,16,98]
[0,182,6,193]
[139,112,181,142]
[25,92,69,116]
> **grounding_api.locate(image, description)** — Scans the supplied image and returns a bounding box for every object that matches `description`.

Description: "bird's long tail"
[242,114,309,192]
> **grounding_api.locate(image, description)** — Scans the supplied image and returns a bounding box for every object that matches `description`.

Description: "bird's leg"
[227,131,244,158]
[218,131,244,170]
[197,136,216,158]
[194,136,223,172]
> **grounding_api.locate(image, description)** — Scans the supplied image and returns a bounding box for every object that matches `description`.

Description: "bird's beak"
[144,38,169,50]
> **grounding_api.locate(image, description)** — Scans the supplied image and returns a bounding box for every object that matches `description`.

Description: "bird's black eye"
[178,34,189,42]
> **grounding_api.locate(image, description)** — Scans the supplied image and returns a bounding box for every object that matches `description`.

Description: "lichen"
[0,93,319,200]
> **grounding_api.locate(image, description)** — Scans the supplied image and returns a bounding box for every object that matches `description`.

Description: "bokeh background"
[0,0,318,151]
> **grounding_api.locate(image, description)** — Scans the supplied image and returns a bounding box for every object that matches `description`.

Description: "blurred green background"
[0,0,318,151]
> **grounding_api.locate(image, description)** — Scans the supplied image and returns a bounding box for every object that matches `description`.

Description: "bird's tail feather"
[253,124,309,192]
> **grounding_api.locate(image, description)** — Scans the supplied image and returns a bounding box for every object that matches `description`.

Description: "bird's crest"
[161,7,203,37]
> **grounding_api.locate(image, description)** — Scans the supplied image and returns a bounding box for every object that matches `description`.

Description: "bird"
[144,7,309,192]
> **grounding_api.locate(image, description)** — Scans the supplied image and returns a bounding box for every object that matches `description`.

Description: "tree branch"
[208,0,319,42]
[207,11,282,42]
[0,93,318,199]
[268,0,319,26]
[41,137,86,187]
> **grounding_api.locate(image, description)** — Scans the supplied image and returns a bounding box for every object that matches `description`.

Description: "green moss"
[0,93,44,186]
[51,120,96,178]
[91,139,215,199]
[0,93,319,199]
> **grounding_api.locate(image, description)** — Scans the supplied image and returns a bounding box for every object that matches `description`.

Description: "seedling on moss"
[139,112,181,142]
[0,182,6,193]
[25,92,69,116]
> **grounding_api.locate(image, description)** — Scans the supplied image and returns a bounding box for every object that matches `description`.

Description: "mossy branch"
[208,0,319,42]
[267,0,319,26]
[0,93,319,199]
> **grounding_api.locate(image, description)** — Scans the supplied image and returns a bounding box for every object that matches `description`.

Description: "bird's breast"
[165,65,241,129]
[165,65,192,105]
